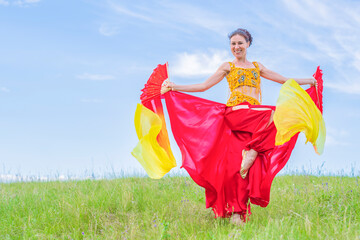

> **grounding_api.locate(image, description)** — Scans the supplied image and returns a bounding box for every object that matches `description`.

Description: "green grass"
[1,176,359,239]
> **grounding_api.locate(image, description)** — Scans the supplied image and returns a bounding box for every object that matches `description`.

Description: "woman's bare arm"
[257,62,316,86]
[161,62,230,94]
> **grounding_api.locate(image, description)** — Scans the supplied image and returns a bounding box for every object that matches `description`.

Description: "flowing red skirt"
[164,92,299,219]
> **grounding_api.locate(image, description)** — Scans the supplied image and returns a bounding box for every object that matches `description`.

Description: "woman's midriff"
[226,86,260,106]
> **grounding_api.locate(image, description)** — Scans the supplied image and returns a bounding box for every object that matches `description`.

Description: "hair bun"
[228,28,253,46]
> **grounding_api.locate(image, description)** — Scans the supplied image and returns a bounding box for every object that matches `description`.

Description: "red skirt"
[164,92,299,219]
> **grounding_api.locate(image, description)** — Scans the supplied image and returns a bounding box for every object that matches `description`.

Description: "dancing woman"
[158,28,320,225]
[133,28,325,225]
[162,28,317,179]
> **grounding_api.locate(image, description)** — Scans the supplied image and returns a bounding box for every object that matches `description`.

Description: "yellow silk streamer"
[274,79,326,154]
[132,103,176,179]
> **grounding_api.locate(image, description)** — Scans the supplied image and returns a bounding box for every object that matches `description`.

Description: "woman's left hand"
[311,77,318,88]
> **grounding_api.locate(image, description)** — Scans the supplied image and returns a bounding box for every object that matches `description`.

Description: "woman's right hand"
[161,80,173,94]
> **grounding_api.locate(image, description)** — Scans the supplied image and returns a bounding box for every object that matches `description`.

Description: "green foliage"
[0,176,359,239]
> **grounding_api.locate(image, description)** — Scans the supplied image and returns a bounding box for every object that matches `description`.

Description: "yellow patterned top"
[226,62,261,106]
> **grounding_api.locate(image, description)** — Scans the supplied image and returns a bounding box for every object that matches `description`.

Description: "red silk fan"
[306,66,323,113]
[140,62,169,105]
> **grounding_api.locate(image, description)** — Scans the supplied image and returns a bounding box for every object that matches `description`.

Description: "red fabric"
[307,66,323,113]
[164,92,299,219]
[159,68,323,220]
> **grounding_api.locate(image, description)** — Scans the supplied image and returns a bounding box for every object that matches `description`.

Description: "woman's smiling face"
[230,34,249,58]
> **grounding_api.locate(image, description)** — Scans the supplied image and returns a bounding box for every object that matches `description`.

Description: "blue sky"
[1,0,360,179]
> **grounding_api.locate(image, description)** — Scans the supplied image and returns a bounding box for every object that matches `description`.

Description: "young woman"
[160,28,318,225]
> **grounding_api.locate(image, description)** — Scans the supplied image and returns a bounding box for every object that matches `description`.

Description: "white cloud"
[104,1,232,36]
[76,73,115,81]
[170,49,231,78]
[325,82,360,95]
[157,2,232,35]
[0,0,9,6]
[13,0,40,7]
[274,0,360,95]
[325,134,348,147]
[99,23,119,37]
[80,98,103,103]
[280,1,359,64]
[108,2,154,22]
[306,33,347,63]
[352,51,360,72]
[0,87,10,92]
[282,0,350,28]
[326,126,349,138]
[346,110,360,119]
[325,126,349,146]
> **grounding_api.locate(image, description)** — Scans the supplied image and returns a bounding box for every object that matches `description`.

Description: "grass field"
[0,175,359,239]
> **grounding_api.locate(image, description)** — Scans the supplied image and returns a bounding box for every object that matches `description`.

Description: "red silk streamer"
[133,63,324,219]
[161,67,323,219]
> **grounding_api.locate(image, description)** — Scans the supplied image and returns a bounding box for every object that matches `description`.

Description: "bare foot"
[230,214,245,226]
[240,149,258,178]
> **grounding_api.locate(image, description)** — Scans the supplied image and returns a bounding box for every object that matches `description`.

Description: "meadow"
[0,175,359,239]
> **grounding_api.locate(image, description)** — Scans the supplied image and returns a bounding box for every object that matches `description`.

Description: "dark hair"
[228,28,253,46]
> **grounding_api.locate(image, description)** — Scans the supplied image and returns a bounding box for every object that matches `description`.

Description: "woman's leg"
[240,109,275,177]
[240,149,258,177]
[225,106,276,178]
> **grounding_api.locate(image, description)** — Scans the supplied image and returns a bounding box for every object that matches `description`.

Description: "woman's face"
[230,34,249,58]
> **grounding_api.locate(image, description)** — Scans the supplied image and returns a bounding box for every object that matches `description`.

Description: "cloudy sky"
[1,0,360,179]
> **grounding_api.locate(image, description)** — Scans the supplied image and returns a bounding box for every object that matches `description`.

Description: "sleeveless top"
[226,62,262,106]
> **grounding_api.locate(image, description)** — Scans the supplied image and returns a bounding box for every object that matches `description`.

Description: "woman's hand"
[311,77,318,88]
[161,80,174,94]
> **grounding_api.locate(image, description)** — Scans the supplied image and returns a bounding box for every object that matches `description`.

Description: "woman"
[160,28,318,225]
